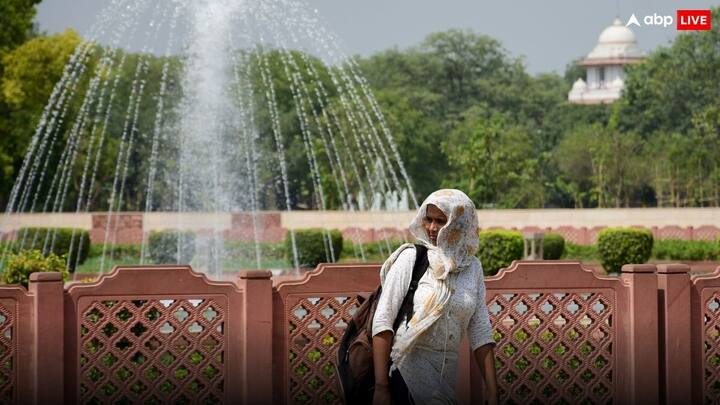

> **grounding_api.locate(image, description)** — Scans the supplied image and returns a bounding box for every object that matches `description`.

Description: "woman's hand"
[474,343,498,405]
[373,384,392,405]
[372,331,393,405]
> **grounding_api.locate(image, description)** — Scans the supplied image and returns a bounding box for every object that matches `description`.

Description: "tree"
[442,107,542,208]
[0,0,42,57]
[554,125,596,208]
[0,30,83,210]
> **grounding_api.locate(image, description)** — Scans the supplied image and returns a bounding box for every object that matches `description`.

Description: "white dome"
[584,18,644,63]
[571,78,587,90]
[598,18,637,43]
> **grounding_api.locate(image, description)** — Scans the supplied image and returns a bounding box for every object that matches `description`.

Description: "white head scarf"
[379,189,481,368]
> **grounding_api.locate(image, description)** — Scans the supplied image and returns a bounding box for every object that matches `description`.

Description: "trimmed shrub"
[148,231,196,264]
[2,249,69,287]
[286,229,343,268]
[653,239,719,261]
[597,228,653,273]
[14,227,90,271]
[543,233,565,260]
[478,230,524,276]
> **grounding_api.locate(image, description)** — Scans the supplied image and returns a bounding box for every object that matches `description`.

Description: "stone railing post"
[238,270,273,404]
[656,264,692,403]
[28,272,64,404]
[621,264,659,404]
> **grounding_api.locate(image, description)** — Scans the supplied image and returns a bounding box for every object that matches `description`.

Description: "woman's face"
[423,204,447,246]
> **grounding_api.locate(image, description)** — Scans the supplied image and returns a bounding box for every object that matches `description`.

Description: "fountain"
[1,0,417,278]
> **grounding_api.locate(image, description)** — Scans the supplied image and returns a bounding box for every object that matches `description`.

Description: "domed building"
[568,18,644,104]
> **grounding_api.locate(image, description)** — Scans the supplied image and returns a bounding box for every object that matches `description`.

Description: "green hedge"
[148,231,196,264]
[87,243,142,259]
[2,249,69,287]
[597,228,653,273]
[543,233,565,260]
[478,230,524,276]
[653,239,720,261]
[562,243,600,261]
[286,229,343,268]
[14,227,90,271]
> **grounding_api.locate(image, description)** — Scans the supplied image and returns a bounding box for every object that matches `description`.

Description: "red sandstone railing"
[0,261,718,403]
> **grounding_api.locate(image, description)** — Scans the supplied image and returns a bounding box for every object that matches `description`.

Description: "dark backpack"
[335,244,429,405]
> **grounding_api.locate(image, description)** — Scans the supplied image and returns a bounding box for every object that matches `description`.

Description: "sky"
[35,0,719,75]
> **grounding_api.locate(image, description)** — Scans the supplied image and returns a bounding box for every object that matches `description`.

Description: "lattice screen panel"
[287,295,362,404]
[0,301,15,404]
[79,297,226,404]
[703,291,720,404]
[488,291,615,405]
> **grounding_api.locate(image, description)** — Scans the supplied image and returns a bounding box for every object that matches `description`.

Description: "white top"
[372,247,495,403]
[586,18,644,61]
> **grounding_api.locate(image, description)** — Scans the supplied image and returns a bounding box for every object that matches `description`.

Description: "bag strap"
[392,244,429,331]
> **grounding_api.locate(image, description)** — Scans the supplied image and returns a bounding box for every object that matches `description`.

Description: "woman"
[371,189,498,405]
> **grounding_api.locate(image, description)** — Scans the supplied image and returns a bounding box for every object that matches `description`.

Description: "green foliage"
[341,239,405,262]
[14,227,90,270]
[2,30,82,108]
[2,249,68,287]
[597,228,653,273]
[543,233,565,260]
[653,239,719,261]
[286,229,343,268]
[477,230,524,276]
[0,0,41,56]
[443,108,542,208]
[87,243,141,259]
[224,241,285,261]
[0,30,83,210]
[147,231,196,264]
[562,243,599,261]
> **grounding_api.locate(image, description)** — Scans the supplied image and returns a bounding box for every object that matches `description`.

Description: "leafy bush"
[286,229,343,268]
[2,249,69,287]
[653,239,719,261]
[148,231,196,264]
[543,233,565,260]
[562,243,600,261]
[14,227,90,271]
[597,228,653,273]
[478,230,524,276]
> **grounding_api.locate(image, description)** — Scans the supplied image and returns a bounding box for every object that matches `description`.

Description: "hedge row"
[653,239,720,261]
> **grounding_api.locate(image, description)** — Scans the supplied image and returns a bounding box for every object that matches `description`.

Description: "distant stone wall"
[1,209,719,245]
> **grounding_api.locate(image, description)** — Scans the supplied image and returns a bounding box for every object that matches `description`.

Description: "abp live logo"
[677,10,712,30]
[626,10,712,30]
